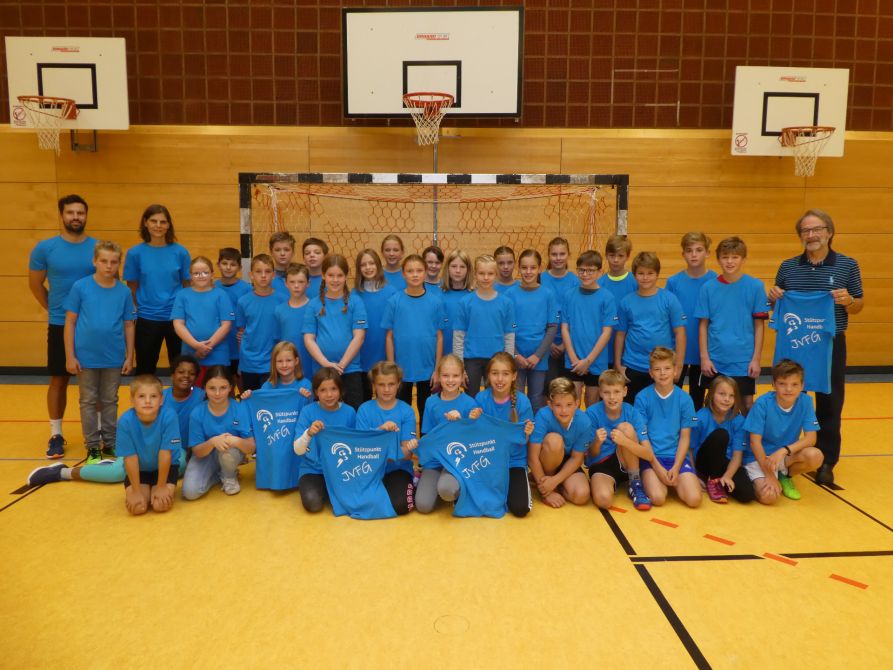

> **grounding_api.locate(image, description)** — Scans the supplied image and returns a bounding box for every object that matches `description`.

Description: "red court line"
[763,552,798,566]
[830,574,869,590]
[608,505,627,513]
[651,517,679,529]
[704,533,735,546]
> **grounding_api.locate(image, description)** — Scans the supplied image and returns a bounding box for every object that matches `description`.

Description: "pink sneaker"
[706,478,728,504]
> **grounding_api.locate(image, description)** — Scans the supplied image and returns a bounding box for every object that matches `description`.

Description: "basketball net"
[780,126,835,177]
[17,96,78,155]
[403,92,453,146]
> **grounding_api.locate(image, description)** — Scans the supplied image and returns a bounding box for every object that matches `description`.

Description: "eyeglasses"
[192,271,211,277]
[577,268,598,275]
[800,225,828,236]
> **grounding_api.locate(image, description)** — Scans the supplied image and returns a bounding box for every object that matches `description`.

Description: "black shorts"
[587,452,628,484]
[564,368,600,387]
[558,451,585,476]
[47,324,69,377]
[700,372,756,397]
[124,465,179,488]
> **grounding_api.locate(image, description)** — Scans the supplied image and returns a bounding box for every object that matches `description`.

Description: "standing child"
[216,247,252,383]
[528,377,592,508]
[302,237,329,297]
[269,231,296,298]
[355,361,418,515]
[303,254,368,409]
[742,359,823,504]
[381,234,407,289]
[634,347,701,508]
[691,375,755,504]
[415,354,478,513]
[236,254,286,391]
[439,249,473,356]
[666,233,717,410]
[422,245,444,287]
[539,237,580,393]
[505,249,558,413]
[696,236,768,411]
[64,240,136,464]
[453,254,516,397]
[615,252,687,404]
[354,249,398,402]
[182,365,255,499]
[561,250,618,407]
[494,245,519,293]
[119,375,182,515]
[273,263,315,381]
[292,368,358,512]
[383,254,446,420]
[474,353,535,517]
[171,255,233,381]
[598,234,638,369]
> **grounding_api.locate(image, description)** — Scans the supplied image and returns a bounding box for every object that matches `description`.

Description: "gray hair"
[795,209,835,242]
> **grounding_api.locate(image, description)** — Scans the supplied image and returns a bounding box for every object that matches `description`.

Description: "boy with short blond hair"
[216,247,252,380]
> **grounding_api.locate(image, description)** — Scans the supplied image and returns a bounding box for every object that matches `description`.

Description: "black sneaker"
[27,462,66,486]
[102,444,117,459]
[46,434,66,459]
[86,447,103,465]
[815,464,835,485]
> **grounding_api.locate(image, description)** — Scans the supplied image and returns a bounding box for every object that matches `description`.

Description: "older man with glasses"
[768,210,864,485]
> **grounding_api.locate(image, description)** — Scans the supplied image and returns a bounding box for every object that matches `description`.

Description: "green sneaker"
[779,475,801,500]
[101,444,116,459]
[86,447,103,465]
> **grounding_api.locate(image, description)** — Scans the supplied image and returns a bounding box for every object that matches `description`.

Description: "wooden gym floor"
[1,380,890,669]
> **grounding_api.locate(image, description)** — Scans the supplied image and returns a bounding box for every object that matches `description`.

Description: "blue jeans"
[182,447,244,500]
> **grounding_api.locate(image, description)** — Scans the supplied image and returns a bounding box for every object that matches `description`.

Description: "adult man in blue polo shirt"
[28,195,97,459]
[769,209,864,485]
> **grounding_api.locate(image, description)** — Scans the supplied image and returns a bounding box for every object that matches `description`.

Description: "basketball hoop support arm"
[70,129,98,152]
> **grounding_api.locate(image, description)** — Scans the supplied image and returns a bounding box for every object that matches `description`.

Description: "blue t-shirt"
[770,291,837,394]
[216,279,252,362]
[246,387,309,490]
[420,392,478,467]
[584,401,648,467]
[633,385,698,459]
[381,288,448,382]
[307,274,323,298]
[273,299,315,379]
[475,388,533,468]
[505,284,559,372]
[297,402,357,475]
[355,399,417,474]
[561,287,618,374]
[29,235,97,325]
[418,415,521,518]
[303,292,368,375]
[743,392,819,462]
[116,405,182,472]
[694,275,769,376]
[236,291,286,373]
[383,269,406,290]
[540,271,580,346]
[260,377,312,394]
[65,276,136,368]
[617,289,686,373]
[162,386,206,445]
[171,287,234,366]
[271,275,291,300]
[122,243,191,320]
[691,408,749,461]
[495,280,520,294]
[529,406,593,457]
[316,426,402,519]
[597,271,638,362]
[666,269,717,365]
[454,292,516,359]
[441,288,471,356]
[187,400,252,449]
[355,284,398,372]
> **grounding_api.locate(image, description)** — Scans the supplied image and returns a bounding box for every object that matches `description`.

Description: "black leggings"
[341,372,364,410]
[299,474,328,513]
[134,318,182,375]
[398,380,431,422]
[507,467,532,518]
[694,429,755,503]
[300,471,415,515]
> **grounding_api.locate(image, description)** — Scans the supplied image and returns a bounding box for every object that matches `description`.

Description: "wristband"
[783,446,792,456]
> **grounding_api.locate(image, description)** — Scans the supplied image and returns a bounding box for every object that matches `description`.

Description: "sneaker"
[101,444,116,459]
[221,477,240,495]
[27,462,66,487]
[46,434,66,459]
[86,447,103,465]
[706,478,729,504]
[627,478,652,511]
[815,464,834,486]
[779,475,801,500]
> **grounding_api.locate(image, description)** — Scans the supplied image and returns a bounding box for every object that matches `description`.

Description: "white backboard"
[6,36,129,130]
[731,66,848,157]
[343,7,523,117]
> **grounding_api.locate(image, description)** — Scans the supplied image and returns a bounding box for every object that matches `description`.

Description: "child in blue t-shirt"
[453,254,516,397]
[236,254,286,392]
[440,249,473,356]
[273,262,314,382]
[528,377,593,508]
[598,234,638,368]
[182,366,255,499]
[616,252,686,405]
[634,347,702,508]
[665,232,717,410]
[355,361,419,515]
[540,237,580,394]
[355,249,398,402]
[380,234,407,290]
[301,237,329,297]
[269,231,296,282]
[162,355,206,455]
[258,341,313,397]
[743,359,824,504]
[695,236,768,411]
[64,240,136,464]
[494,245,520,293]
[215,247,252,383]
[561,250,618,408]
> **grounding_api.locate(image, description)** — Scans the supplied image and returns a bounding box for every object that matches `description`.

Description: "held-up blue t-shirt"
[666,269,717,365]
[162,386,206,445]
[273,299,315,379]
[562,287,618,374]
[296,402,357,476]
[769,291,836,394]
[65,276,136,368]
[529,406,593,457]
[633,385,698,460]
[691,408,749,461]
[381,288,447,382]
[505,284,559,372]
[441,288,471,356]
[598,271,638,363]
[122,243,191,321]
[29,235,97,326]
[216,279,252,362]
[303,293,368,374]
[475,388,533,468]
[743,392,819,463]
[617,289,686,373]
[246,387,309,490]
[171,287,234,366]
[355,284,398,372]
[418,415,521,518]
[454,292,516,359]
[356,399,417,475]
[420,393,478,468]
[116,405,182,472]
[316,426,402,520]
[260,377,312,394]
[236,291,286,373]
[584,401,648,467]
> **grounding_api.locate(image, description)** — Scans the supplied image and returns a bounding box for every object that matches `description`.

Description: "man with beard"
[29,195,98,458]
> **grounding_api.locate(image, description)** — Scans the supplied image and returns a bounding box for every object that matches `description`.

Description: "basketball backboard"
[343,7,523,117]
[6,36,129,131]
[730,66,848,157]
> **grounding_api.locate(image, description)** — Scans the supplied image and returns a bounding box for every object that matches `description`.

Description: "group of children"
[35,228,825,517]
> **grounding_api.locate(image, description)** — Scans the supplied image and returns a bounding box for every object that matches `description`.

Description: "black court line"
[782,550,893,559]
[0,485,43,513]
[806,475,893,533]
[631,554,762,563]
[599,507,636,555]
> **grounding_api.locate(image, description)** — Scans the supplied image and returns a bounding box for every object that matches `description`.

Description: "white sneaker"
[221,477,240,495]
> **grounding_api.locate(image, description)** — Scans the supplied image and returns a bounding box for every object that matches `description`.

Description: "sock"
[628,469,640,481]
[60,468,73,481]
[49,419,63,436]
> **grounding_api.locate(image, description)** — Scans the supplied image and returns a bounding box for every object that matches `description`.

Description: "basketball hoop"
[17,95,78,155]
[779,126,835,177]
[403,92,453,146]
